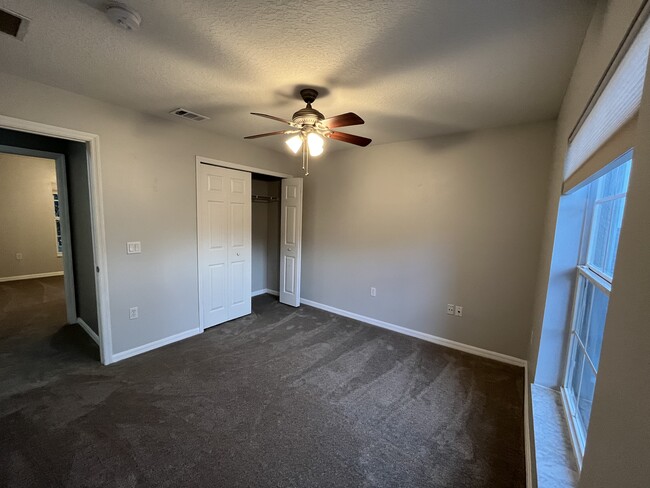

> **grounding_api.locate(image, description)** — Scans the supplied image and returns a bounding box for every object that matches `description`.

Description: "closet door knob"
[287,248,293,252]
[236,252,240,256]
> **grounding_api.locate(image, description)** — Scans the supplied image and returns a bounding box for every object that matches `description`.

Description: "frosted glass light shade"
[285,135,303,154]
[307,133,324,156]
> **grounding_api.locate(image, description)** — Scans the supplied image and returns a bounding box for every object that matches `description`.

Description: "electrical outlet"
[129,307,138,319]
[127,241,142,254]
[455,305,463,317]
[447,304,455,315]
[16,253,23,260]
[370,287,377,297]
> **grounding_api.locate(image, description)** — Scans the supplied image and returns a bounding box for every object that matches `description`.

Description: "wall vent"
[169,108,210,122]
[0,8,29,40]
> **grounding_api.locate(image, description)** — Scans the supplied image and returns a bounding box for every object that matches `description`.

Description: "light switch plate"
[127,241,141,254]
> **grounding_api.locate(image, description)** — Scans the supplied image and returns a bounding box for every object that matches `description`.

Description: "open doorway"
[0,150,99,393]
[0,123,108,368]
[251,173,282,297]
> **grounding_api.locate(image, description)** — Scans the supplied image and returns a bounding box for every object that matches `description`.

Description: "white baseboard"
[252,288,279,297]
[300,298,527,367]
[77,317,100,345]
[111,328,201,364]
[0,271,64,282]
[524,364,534,488]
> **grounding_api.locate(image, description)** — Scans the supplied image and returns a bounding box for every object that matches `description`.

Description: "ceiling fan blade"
[244,130,294,139]
[327,131,372,147]
[322,112,365,129]
[251,112,294,126]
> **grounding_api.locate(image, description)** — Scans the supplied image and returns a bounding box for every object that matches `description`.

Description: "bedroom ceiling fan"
[244,88,371,175]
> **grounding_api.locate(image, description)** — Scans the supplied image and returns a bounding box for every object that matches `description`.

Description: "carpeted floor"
[0,277,525,487]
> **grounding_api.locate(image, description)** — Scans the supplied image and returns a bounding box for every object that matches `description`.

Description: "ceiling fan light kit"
[245,88,371,175]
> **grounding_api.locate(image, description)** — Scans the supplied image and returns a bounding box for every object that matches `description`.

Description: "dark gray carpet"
[0,277,525,487]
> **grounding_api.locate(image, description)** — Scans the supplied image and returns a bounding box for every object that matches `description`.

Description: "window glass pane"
[569,341,585,404]
[587,202,611,273]
[595,160,632,199]
[587,160,632,279]
[588,197,627,279]
[577,361,597,431]
[574,276,592,346]
[585,282,609,371]
[603,197,626,275]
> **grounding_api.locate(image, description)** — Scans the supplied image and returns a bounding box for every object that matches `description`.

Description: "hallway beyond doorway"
[0,276,99,399]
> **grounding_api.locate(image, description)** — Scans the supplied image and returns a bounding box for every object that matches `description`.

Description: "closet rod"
[252,194,279,203]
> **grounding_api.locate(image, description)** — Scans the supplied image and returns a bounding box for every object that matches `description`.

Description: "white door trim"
[0,145,77,325]
[196,155,294,179]
[0,114,113,365]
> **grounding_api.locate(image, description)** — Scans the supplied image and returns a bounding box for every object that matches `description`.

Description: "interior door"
[279,178,303,307]
[198,164,251,329]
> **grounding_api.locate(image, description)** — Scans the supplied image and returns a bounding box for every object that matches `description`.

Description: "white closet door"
[279,178,303,307]
[226,171,251,320]
[198,164,251,329]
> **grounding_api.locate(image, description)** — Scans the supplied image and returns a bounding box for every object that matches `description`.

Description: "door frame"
[196,156,294,179]
[195,156,293,331]
[0,115,113,365]
[0,145,77,325]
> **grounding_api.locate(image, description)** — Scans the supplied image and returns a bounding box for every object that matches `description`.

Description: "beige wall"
[266,181,280,292]
[577,51,650,488]
[0,153,62,279]
[302,121,555,360]
[0,72,294,355]
[252,179,269,292]
[251,178,281,293]
[526,0,650,485]
[529,0,645,379]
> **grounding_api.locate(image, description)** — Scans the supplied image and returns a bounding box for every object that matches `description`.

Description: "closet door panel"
[198,164,251,328]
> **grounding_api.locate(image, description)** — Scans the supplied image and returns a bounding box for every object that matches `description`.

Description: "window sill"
[531,384,580,488]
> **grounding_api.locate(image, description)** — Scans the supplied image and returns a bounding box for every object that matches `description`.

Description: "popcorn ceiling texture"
[0,0,594,150]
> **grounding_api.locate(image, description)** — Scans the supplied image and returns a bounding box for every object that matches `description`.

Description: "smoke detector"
[105,2,141,31]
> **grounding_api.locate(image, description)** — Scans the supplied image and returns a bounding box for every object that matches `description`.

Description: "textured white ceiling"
[0,0,595,152]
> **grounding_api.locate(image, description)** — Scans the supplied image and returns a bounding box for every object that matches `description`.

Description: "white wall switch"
[129,307,138,319]
[455,305,463,317]
[127,241,141,254]
[447,304,455,315]
[370,287,377,297]
[16,253,23,260]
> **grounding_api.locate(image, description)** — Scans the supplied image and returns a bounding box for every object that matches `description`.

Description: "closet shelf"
[252,194,279,203]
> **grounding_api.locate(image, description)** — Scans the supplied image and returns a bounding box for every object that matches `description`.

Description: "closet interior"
[252,173,282,296]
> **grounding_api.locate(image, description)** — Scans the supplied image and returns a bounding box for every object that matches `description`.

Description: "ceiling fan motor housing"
[292,105,325,126]
[292,88,325,126]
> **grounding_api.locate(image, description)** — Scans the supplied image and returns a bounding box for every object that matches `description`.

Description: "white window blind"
[564,14,650,192]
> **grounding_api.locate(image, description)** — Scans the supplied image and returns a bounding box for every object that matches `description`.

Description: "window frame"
[560,156,632,469]
[52,190,63,257]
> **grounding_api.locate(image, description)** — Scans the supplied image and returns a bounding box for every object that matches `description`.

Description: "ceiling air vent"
[169,108,210,122]
[0,8,30,40]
